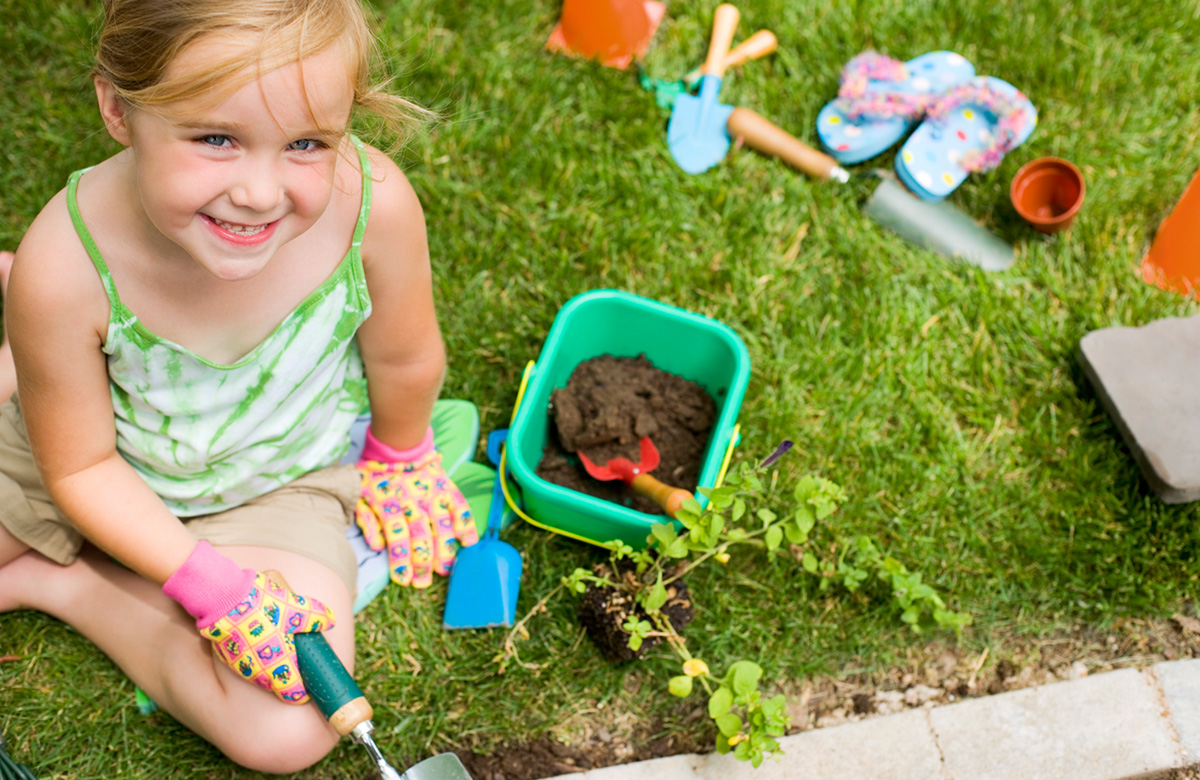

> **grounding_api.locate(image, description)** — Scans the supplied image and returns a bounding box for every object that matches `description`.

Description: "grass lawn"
[3,0,1200,777]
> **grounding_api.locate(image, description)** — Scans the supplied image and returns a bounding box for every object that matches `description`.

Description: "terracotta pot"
[1010,157,1086,234]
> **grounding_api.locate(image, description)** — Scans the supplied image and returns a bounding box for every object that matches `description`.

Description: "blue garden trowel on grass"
[666,3,740,174]
[442,429,523,629]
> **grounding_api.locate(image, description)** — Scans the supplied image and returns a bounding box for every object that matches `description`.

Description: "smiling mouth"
[210,217,270,237]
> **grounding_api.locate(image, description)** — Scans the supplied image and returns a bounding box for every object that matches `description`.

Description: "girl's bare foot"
[0,549,73,614]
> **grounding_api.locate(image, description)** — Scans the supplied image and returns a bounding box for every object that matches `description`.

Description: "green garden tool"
[264,569,474,780]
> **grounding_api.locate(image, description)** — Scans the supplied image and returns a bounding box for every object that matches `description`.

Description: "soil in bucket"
[536,355,716,516]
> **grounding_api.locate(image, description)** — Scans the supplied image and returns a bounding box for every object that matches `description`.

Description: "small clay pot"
[1010,157,1086,234]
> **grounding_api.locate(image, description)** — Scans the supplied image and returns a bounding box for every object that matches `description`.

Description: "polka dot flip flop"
[817,51,975,165]
[895,76,1037,202]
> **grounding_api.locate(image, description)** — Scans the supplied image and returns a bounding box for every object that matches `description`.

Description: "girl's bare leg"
[0,542,353,773]
[0,251,15,402]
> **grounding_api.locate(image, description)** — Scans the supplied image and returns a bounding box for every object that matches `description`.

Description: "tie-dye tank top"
[64,140,373,517]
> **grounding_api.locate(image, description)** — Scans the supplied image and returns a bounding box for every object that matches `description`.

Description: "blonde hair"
[94,0,430,144]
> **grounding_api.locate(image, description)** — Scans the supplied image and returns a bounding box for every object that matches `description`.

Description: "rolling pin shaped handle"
[703,4,741,79]
[727,107,850,182]
[630,473,693,518]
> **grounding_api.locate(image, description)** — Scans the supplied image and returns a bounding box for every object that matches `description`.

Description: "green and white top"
[65,141,373,516]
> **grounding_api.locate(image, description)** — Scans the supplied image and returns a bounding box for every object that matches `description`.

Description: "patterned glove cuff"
[162,541,257,629]
[360,425,435,463]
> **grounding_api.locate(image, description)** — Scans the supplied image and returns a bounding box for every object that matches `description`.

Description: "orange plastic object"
[546,0,665,69]
[1010,157,1086,234]
[1142,168,1200,299]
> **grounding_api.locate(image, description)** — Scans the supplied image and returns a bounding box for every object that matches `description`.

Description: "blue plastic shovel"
[666,4,740,174]
[442,429,523,629]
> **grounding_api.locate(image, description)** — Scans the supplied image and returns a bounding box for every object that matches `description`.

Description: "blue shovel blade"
[667,75,734,174]
[443,428,523,629]
[442,536,522,629]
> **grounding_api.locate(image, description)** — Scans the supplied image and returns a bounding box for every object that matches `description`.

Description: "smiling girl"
[0,0,476,772]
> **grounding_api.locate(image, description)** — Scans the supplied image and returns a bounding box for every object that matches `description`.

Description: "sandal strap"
[927,81,1031,173]
[835,51,933,121]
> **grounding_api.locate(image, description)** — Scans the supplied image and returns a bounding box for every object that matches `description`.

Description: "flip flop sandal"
[817,50,975,165]
[895,76,1037,202]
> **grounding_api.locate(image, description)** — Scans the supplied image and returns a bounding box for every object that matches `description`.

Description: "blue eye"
[200,135,231,147]
[288,139,326,152]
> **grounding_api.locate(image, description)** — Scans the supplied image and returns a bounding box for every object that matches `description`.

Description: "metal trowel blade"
[400,753,475,780]
[864,176,1015,272]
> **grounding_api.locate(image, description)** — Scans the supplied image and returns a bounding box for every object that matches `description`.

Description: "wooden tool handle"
[703,4,740,78]
[726,29,777,67]
[727,107,841,180]
[685,30,777,82]
[630,473,693,518]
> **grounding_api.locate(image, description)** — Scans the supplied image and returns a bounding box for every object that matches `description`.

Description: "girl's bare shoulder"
[14,185,109,322]
[354,143,428,270]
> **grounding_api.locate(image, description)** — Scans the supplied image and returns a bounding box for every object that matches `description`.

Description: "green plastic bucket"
[508,289,751,548]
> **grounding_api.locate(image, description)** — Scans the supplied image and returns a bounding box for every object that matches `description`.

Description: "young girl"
[0,0,478,772]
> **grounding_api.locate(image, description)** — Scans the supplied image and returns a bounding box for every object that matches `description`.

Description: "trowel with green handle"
[267,570,475,780]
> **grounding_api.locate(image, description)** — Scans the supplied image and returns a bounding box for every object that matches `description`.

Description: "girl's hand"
[355,426,478,588]
[162,542,336,704]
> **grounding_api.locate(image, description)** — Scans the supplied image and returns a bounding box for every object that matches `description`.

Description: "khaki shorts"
[0,396,359,594]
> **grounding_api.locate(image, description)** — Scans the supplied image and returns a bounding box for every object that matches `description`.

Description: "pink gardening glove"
[355,426,478,588]
[162,541,335,704]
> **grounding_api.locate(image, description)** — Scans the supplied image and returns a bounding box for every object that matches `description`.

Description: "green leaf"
[708,686,733,718]
[756,508,777,526]
[715,733,731,754]
[628,633,644,651]
[668,675,693,698]
[728,661,763,696]
[673,509,699,530]
[715,713,743,737]
[666,537,689,558]
[731,498,746,522]
[801,552,818,573]
[642,574,668,612]
[680,498,703,515]
[793,505,815,534]
[761,694,787,719]
[650,523,679,550]
[765,525,783,552]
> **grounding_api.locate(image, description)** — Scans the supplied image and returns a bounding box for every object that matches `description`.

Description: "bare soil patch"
[447,614,1200,780]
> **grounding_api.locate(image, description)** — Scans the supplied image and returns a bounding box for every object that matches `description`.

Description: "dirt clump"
[537,355,715,516]
[576,562,694,661]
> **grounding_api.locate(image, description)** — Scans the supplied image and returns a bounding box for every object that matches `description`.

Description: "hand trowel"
[726,106,1015,271]
[293,631,475,780]
[265,568,475,780]
[666,3,740,173]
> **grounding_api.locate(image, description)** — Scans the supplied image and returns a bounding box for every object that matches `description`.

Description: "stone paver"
[1080,315,1200,503]
[930,668,1180,780]
[1157,660,1200,763]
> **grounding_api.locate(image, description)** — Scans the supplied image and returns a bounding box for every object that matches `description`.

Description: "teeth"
[212,218,267,237]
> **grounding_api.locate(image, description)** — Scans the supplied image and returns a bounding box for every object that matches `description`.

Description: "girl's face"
[101,35,356,282]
